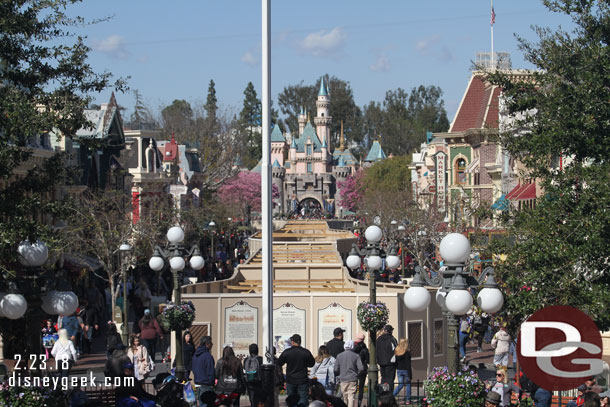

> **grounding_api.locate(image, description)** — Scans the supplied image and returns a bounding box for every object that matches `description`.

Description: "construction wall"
[181,289,447,382]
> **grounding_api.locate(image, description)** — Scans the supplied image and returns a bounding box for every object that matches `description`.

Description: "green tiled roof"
[332,149,357,166]
[365,140,387,162]
[271,124,285,142]
[294,122,322,153]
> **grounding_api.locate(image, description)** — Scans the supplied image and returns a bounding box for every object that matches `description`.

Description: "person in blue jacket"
[192,336,215,402]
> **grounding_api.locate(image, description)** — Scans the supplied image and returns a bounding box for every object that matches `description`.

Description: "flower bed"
[423,366,486,407]
[356,301,389,332]
[162,301,196,331]
[0,384,67,406]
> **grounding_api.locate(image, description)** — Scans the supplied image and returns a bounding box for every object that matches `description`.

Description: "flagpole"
[491,0,494,69]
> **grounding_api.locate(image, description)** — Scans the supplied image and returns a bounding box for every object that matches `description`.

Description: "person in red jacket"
[138,309,163,362]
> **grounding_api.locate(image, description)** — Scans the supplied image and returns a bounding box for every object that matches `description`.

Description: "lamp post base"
[367,365,379,407]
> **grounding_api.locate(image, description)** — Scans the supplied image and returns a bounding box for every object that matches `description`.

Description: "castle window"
[455,158,467,184]
[307,145,312,156]
[307,162,312,173]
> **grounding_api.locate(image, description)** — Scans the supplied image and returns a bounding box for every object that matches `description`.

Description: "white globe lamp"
[435,290,447,308]
[397,225,406,231]
[0,294,27,319]
[439,233,471,264]
[149,256,165,272]
[346,254,361,270]
[477,288,504,313]
[54,291,78,315]
[119,242,132,252]
[404,286,431,312]
[41,291,58,315]
[366,255,382,271]
[365,225,383,243]
[18,240,49,267]
[0,292,6,317]
[386,254,400,270]
[445,289,473,315]
[170,256,186,271]
[167,226,185,244]
[190,255,205,270]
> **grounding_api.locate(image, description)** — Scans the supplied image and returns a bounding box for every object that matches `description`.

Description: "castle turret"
[272,158,285,214]
[289,135,297,172]
[314,77,332,150]
[298,107,307,136]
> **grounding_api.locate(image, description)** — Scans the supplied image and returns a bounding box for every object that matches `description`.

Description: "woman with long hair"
[310,380,347,407]
[138,309,162,361]
[215,346,246,407]
[392,338,412,404]
[310,345,336,395]
[175,331,196,380]
[51,328,77,377]
[127,334,151,382]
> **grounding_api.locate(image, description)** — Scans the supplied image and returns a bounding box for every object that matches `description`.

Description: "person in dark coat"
[352,333,369,407]
[105,344,131,379]
[105,322,123,359]
[392,339,412,403]
[173,331,195,380]
[115,362,156,407]
[215,346,246,407]
[192,336,215,402]
[277,334,315,407]
[326,328,345,359]
[376,325,398,392]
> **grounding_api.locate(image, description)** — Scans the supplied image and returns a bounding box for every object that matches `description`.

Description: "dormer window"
[307,145,312,156]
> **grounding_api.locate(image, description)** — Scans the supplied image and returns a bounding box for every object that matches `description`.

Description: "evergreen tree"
[488,0,610,331]
[205,79,218,121]
[239,82,262,167]
[0,0,123,267]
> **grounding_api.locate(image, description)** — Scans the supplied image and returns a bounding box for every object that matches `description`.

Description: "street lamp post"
[119,242,132,346]
[404,233,504,373]
[209,221,216,263]
[346,226,401,407]
[148,226,205,382]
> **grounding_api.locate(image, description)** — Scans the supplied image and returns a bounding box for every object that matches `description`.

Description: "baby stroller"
[152,373,190,407]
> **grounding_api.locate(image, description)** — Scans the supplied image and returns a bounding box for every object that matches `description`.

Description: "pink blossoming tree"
[216,171,279,218]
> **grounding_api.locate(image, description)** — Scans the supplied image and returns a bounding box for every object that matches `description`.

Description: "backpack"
[244,356,260,382]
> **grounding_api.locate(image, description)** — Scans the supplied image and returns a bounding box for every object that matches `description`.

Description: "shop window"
[455,158,467,184]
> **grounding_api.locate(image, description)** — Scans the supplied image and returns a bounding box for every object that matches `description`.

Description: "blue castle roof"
[271,124,285,142]
[318,77,328,97]
[365,140,387,162]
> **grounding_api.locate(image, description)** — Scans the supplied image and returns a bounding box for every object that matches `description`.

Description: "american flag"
[490,7,496,25]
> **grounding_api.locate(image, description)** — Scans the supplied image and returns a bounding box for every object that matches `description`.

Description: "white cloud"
[299,27,347,57]
[370,52,390,72]
[241,50,259,67]
[440,45,454,62]
[415,35,441,56]
[93,35,129,60]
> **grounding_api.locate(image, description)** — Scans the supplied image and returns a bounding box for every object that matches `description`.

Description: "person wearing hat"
[377,324,398,392]
[326,327,346,359]
[334,340,364,407]
[353,333,369,407]
[138,308,163,362]
[485,391,502,407]
[277,334,315,407]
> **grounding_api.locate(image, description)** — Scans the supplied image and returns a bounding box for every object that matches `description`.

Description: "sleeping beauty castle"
[263,77,386,215]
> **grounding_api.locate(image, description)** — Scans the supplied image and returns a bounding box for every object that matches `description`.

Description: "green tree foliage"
[203,79,219,137]
[161,99,194,138]
[0,0,123,268]
[239,82,262,168]
[126,89,156,130]
[488,0,610,331]
[379,85,449,156]
[278,75,362,145]
[361,155,412,193]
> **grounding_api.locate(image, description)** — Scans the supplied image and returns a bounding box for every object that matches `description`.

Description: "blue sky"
[73,0,574,124]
